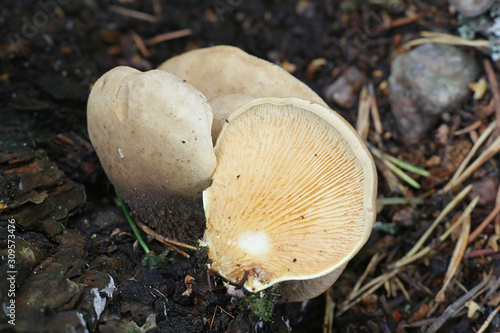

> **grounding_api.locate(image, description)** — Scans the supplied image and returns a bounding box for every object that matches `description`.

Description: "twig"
[377,13,424,31]
[426,273,492,333]
[217,305,235,318]
[146,29,193,45]
[108,5,159,23]
[468,248,500,258]
[136,221,190,258]
[379,295,397,332]
[454,120,482,135]
[484,59,500,129]
[130,31,151,58]
[136,221,197,257]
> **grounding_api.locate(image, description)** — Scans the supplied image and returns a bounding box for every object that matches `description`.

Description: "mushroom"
[158,46,324,103]
[159,45,327,144]
[202,97,377,302]
[87,66,216,240]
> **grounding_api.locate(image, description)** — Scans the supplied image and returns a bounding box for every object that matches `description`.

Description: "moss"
[237,286,281,322]
[141,250,171,269]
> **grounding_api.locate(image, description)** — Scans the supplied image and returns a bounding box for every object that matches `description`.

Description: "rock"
[448,0,495,17]
[468,177,499,206]
[389,43,478,146]
[324,66,366,108]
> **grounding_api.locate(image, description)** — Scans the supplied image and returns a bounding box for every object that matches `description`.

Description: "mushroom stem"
[87,66,216,240]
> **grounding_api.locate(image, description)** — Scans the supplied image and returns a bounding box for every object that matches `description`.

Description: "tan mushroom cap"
[203,97,377,301]
[158,45,325,104]
[88,66,216,199]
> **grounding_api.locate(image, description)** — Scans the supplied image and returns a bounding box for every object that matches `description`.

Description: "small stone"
[468,177,499,206]
[393,206,416,227]
[388,43,478,146]
[448,0,495,17]
[324,66,366,108]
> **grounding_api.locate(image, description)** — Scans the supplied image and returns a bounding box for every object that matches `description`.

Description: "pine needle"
[368,143,425,189]
[404,31,490,48]
[377,197,424,205]
[398,184,473,260]
[115,188,151,254]
[442,121,497,193]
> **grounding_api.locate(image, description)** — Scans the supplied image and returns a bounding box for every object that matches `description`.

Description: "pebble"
[324,66,366,108]
[388,43,478,146]
[448,0,495,17]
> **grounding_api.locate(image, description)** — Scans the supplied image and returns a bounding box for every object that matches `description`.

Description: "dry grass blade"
[427,272,492,333]
[356,85,370,140]
[393,276,410,301]
[477,304,500,333]
[454,119,482,135]
[338,269,400,315]
[404,31,490,48]
[447,134,500,192]
[435,213,471,302]
[390,192,477,270]
[347,252,384,302]
[323,290,335,333]
[402,184,473,259]
[484,59,500,129]
[370,94,383,134]
[442,121,497,193]
[391,195,478,269]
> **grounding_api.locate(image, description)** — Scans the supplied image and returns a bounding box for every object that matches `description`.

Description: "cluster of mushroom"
[87,46,377,302]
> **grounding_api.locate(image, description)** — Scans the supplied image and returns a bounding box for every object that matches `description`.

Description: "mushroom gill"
[203,97,377,301]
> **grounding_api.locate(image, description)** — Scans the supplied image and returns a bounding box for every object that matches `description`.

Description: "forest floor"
[1,0,500,332]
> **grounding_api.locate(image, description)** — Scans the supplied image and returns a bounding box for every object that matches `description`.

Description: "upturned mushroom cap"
[87,66,216,239]
[202,97,377,302]
[158,45,325,104]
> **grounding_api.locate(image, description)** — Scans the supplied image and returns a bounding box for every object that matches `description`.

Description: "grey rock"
[448,0,495,17]
[389,43,478,146]
[324,66,366,108]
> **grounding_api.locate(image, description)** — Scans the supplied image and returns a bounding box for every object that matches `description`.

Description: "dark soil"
[1,1,500,332]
